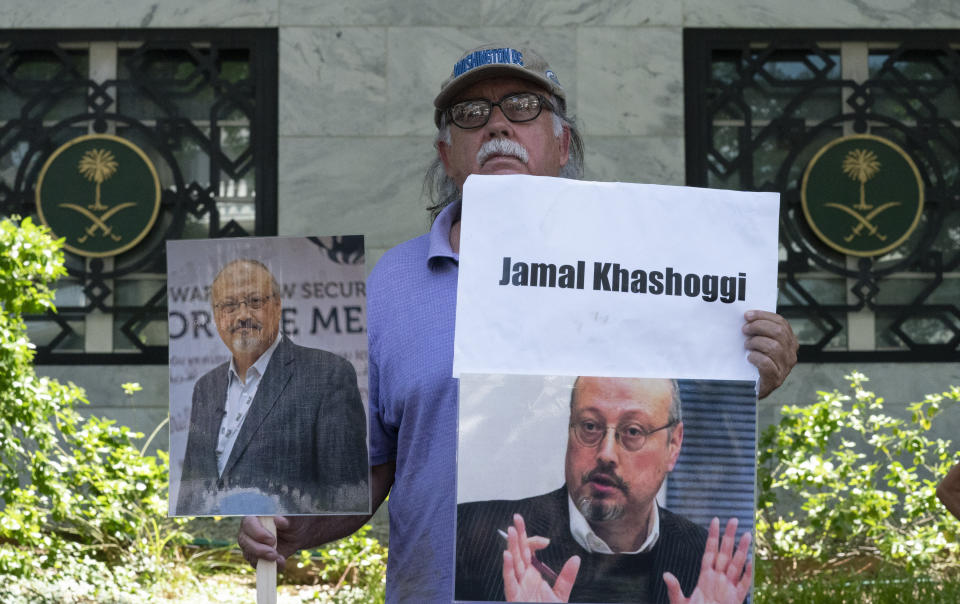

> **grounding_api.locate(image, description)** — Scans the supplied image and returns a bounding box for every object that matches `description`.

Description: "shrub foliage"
[0,217,189,601]
[757,371,960,579]
[296,524,388,603]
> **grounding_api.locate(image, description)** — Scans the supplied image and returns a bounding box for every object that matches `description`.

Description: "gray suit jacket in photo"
[176,337,369,516]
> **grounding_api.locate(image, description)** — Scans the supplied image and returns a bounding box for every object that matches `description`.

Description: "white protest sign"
[453,175,780,381]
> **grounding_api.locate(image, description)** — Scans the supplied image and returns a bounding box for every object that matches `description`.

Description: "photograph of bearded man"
[455,375,753,604]
[175,257,368,516]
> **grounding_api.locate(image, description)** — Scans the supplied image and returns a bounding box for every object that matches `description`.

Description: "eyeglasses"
[214,295,274,314]
[446,92,553,129]
[569,418,677,452]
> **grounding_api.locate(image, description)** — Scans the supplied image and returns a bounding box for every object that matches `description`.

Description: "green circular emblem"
[801,134,923,257]
[36,134,161,258]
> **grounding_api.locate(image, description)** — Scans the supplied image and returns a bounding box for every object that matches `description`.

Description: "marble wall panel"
[17,0,960,31]
[279,27,388,137]
[683,0,960,28]
[577,27,684,137]
[583,134,685,186]
[278,135,437,252]
[386,27,579,136]
[386,27,470,137]
[480,0,681,27]
[5,0,278,28]
[41,364,169,410]
[279,0,481,26]
[279,0,679,27]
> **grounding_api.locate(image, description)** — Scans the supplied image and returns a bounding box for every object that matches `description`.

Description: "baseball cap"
[433,43,566,127]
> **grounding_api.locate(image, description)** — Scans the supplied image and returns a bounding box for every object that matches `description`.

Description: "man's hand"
[937,461,960,521]
[743,310,798,399]
[502,513,580,602]
[239,515,324,570]
[237,461,396,570]
[664,517,752,604]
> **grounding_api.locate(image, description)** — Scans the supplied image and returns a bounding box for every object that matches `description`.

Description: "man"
[937,462,960,521]
[238,44,797,602]
[177,258,368,516]
[456,377,751,603]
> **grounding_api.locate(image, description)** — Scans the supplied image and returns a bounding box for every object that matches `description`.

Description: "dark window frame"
[0,28,278,364]
[685,28,960,363]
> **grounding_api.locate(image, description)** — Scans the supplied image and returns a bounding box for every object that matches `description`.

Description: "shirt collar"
[228,330,282,385]
[427,199,461,265]
[567,495,660,554]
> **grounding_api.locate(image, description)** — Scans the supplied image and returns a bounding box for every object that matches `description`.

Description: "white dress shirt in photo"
[215,332,282,477]
[567,495,661,554]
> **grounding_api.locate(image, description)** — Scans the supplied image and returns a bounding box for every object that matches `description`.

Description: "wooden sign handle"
[256,516,277,604]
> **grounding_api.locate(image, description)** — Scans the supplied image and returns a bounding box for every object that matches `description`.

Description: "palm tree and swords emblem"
[825,148,900,243]
[59,148,138,243]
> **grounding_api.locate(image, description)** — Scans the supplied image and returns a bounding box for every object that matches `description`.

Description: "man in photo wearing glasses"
[176,258,368,516]
[455,377,752,604]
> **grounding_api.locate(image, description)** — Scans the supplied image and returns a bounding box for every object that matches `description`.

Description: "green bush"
[0,217,190,602]
[754,561,960,604]
[756,371,960,588]
[295,524,388,603]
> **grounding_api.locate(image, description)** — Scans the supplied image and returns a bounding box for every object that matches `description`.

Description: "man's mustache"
[230,318,262,333]
[582,465,629,494]
[476,138,529,167]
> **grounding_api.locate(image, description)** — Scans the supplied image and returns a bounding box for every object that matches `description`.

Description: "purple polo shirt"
[367,200,461,602]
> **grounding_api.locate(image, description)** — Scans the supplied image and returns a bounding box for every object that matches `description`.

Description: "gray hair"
[570,377,683,430]
[211,258,281,306]
[424,96,585,222]
[667,380,682,427]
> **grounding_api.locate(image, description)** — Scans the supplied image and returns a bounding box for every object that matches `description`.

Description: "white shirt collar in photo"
[215,331,283,476]
[227,330,283,387]
[567,495,660,554]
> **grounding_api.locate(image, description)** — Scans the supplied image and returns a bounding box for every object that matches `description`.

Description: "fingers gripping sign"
[502,513,581,602]
[743,310,798,399]
[664,517,753,604]
[239,515,290,570]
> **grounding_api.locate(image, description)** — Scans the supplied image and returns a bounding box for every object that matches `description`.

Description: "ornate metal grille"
[0,30,277,363]
[685,29,960,362]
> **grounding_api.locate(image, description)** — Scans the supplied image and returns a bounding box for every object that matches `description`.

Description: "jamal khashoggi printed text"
[498,256,747,304]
